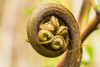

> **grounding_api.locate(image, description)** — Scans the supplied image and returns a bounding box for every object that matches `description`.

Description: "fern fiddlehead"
[26,4,82,67]
[38,16,68,50]
[38,29,54,41]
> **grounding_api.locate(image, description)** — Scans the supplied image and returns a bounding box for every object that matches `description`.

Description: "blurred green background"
[0,0,100,67]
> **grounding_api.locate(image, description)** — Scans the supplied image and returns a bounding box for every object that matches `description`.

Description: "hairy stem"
[81,15,100,42]
[78,0,91,32]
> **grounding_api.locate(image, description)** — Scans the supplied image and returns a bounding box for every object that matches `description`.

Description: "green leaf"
[85,46,93,58]
[24,7,36,15]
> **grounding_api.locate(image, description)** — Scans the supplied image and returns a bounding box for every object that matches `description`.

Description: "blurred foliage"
[43,55,63,67]
[97,4,100,10]
[96,0,100,10]
[81,46,93,66]
[24,7,36,16]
